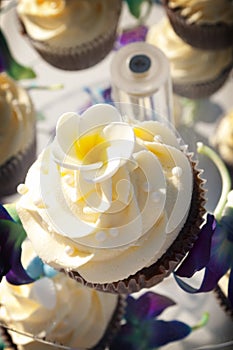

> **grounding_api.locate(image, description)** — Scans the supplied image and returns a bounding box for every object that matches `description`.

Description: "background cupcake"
[17,0,122,71]
[211,109,233,176]
[162,0,233,50]
[0,239,125,350]
[146,18,233,99]
[0,73,36,198]
[17,104,206,294]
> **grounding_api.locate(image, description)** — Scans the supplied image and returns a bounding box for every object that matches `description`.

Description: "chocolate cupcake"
[0,73,36,199]
[146,18,233,99]
[211,110,233,176]
[17,0,122,71]
[215,272,233,319]
[162,0,233,50]
[0,239,125,350]
[17,103,206,294]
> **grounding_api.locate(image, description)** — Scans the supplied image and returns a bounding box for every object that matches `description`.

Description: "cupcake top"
[17,0,120,47]
[167,0,233,25]
[17,104,193,285]
[146,18,233,84]
[0,73,35,166]
[212,110,233,166]
[0,239,118,349]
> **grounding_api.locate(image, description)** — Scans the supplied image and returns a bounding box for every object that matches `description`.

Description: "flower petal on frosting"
[79,103,122,135]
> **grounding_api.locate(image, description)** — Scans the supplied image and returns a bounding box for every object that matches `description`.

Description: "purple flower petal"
[0,205,14,221]
[175,214,216,277]
[126,292,175,322]
[148,320,191,347]
[0,218,33,285]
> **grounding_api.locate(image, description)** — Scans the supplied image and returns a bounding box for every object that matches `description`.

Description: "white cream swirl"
[168,0,233,24]
[0,73,35,166]
[17,104,193,283]
[17,0,120,47]
[0,242,118,350]
[146,18,233,84]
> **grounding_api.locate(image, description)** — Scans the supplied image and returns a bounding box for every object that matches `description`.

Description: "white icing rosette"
[17,104,193,286]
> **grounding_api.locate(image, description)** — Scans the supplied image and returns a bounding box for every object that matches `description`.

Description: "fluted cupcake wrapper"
[65,153,207,294]
[173,64,233,99]
[17,0,122,71]
[214,285,233,320]
[0,326,17,350]
[0,295,126,350]
[162,0,233,50]
[0,136,37,199]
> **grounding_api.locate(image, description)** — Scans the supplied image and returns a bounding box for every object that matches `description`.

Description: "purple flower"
[174,197,233,308]
[114,25,148,50]
[0,204,34,285]
[109,292,193,350]
[0,29,36,80]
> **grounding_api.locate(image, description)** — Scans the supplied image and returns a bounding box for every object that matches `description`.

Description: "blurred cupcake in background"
[211,109,233,175]
[0,239,125,350]
[0,73,36,198]
[162,0,233,50]
[17,0,122,71]
[146,18,233,99]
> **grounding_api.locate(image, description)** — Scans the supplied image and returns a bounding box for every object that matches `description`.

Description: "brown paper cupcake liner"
[17,0,122,71]
[214,285,233,320]
[162,0,233,50]
[64,153,206,294]
[173,64,233,99]
[0,326,17,350]
[0,136,37,199]
[0,295,126,350]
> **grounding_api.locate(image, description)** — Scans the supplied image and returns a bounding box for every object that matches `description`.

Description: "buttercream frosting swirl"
[17,104,193,283]
[146,18,233,84]
[168,0,233,25]
[17,0,119,47]
[0,73,34,166]
[0,240,118,349]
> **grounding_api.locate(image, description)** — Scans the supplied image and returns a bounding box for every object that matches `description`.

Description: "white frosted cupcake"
[0,240,124,350]
[17,0,122,70]
[0,73,36,198]
[17,104,206,294]
[163,0,233,50]
[146,18,233,99]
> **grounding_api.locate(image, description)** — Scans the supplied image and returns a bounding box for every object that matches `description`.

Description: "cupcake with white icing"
[163,0,233,50]
[17,0,122,71]
[146,18,233,99]
[17,103,206,294]
[0,73,36,198]
[0,239,124,350]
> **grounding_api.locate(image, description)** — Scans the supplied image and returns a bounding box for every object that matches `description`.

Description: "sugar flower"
[174,143,233,309]
[109,291,208,350]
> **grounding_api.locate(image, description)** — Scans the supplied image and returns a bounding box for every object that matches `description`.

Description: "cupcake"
[17,103,206,294]
[211,110,233,174]
[0,73,36,198]
[163,0,233,50]
[146,18,233,99]
[0,239,125,350]
[17,0,122,71]
[215,271,233,319]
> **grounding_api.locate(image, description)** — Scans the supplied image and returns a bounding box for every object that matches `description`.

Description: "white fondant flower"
[52,104,135,183]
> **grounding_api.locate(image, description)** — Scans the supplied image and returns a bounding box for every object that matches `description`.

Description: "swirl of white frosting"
[0,73,34,166]
[0,240,118,350]
[17,0,119,46]
[146,18,233,84]
[17,104,193,283]
[168,0,233,24]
